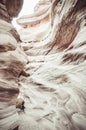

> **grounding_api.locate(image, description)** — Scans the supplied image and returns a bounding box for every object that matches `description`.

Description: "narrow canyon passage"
[0,0,86,130]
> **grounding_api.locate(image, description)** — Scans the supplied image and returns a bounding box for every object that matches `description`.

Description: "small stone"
[16,98,25,111]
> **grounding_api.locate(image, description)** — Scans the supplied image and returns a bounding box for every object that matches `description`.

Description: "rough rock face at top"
[0,0,27,130]
[17,0,86,130]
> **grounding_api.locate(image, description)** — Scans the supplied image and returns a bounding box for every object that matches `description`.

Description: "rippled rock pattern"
[0,1,27,130]
[17,0,86,130]
[17,0,51,43]
[0,0,86,130]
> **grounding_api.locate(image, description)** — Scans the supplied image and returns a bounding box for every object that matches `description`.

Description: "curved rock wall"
[17,0,51,42]
[0,0,86,130]
[0,1,27,130]
[17,0,86,130]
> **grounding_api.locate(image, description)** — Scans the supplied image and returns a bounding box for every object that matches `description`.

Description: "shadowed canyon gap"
[0,0,86,130]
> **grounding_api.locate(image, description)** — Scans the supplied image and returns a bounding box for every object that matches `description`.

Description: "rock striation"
[0,1,27,130]
[17,0,51,42]
[0,0,86,130]
[17,0,86,130]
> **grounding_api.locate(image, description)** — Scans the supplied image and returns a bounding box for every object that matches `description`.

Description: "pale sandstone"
[17,0,86,130]
[0,1,27,130]
[0,0,86,130]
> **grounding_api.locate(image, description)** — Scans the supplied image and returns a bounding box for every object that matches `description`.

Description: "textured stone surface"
[0,1,27,130]
[17,0,86,130]
[0,0,86,130]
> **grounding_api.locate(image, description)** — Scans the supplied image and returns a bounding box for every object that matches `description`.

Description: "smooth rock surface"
[17,0,51,42]
[17,0,86,130]
[0,0,86,130]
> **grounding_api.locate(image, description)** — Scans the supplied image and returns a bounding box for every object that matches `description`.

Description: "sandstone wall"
[17,0,86,130]
[0,1,27,130]
[0,0,86,130]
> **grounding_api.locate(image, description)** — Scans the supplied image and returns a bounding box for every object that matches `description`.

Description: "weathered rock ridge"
[0,1,27,130]
[0,0,86,130]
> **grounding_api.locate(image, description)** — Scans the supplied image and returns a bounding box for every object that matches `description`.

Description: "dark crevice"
[13,126,19,130]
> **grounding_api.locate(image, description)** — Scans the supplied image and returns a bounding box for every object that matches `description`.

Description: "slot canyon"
[0,0,86,130]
